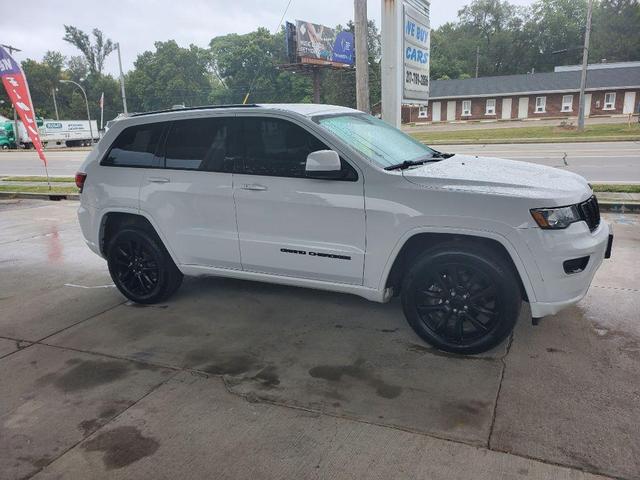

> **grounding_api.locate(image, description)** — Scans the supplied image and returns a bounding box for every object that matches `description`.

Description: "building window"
[462,100,472,116]
[418,105,428,118]
[535,96,546,113]
[561,95,573,112]
[485,99,496,115]
[604,92,616,110]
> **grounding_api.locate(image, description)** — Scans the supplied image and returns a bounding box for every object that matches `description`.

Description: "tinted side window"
[238,118,357,180]
[239,118,329,178]
[103,123,164,167]
[164,117,232,172]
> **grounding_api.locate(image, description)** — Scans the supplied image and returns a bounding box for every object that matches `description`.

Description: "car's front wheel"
[401,242,522,354]
[106,228,183,304]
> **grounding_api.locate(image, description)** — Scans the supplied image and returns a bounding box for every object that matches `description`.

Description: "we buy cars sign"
[0,46,47,165]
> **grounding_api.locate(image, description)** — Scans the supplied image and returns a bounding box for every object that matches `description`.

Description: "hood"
[401,154,591,203]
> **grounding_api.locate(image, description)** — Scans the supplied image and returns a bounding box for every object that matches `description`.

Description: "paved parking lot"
[1,199,639,480]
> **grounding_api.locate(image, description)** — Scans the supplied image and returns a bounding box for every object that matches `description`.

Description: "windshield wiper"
[431,150,455,159]
[384,160,429,170]
[384,154,448,171]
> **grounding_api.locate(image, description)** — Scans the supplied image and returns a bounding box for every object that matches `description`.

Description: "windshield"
[314,113,436,168]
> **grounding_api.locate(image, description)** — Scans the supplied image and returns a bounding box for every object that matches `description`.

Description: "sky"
[0,0,536,76]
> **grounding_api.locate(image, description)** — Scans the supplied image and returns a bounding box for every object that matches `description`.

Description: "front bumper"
[521,220,611,318]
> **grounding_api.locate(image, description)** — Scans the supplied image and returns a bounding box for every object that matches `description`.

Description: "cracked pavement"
[1,199,638,479]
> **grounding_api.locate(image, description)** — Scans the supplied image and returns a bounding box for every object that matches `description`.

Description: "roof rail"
[130,104,260,117]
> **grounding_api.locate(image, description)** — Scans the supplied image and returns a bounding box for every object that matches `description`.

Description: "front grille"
[579,195,600,231]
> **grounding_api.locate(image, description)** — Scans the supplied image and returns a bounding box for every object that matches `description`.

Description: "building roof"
[555,61,640,72]
[430,66,640,99]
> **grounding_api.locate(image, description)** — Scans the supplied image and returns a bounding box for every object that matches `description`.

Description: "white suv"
[77,104,612,354]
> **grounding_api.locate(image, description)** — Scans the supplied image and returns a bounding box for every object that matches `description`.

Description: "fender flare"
[377,225,538,303]
[97,207,182,268]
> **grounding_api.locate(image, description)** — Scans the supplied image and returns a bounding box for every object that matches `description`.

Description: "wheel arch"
[381,228,535,303]
[98,209,181,268]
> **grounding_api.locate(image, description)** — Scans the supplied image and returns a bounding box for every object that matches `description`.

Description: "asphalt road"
[435,141,640,183]
[1,198,639,479]
[0,141,638,182]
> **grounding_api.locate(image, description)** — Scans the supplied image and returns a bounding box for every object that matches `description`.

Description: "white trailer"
[10,119,99,148]
[40,120,99,147]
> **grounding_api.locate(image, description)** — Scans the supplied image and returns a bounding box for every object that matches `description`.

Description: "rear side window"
[103,123,164,167]
[164,117,232,172]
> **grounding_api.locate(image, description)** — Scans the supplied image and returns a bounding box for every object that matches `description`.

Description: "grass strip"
[410,123,640,143]
[1,176,75,183]
[0,185,79,194]
[592,184,640,193]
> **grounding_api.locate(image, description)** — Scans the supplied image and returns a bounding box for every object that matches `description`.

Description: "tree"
[524,0,588,72]
[428,0,639,79]
[20,52,65,119]
[66,56,89,81]
[590,0,640,63]
[209,28,310,104]
[127,41,212,111]
[63,26,116,75]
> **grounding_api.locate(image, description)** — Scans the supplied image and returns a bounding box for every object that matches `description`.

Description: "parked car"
[76,104,613,354]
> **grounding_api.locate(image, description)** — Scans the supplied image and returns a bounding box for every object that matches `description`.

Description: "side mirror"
[305,150,341,179]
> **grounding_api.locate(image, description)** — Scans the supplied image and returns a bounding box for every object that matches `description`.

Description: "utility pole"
[312,69,321,103]
[475,46,480,78]
[51,88,59,120]
[1,44,21,147]
[576,0,593,132]
[116,43,128,114]
[355,0,370,113]
[381,0,402,127]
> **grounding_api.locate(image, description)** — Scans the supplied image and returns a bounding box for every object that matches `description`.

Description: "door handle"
[148,177,170,184]
[239,183,268,191]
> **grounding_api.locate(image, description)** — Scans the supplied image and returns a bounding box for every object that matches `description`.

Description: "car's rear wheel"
[401,242,521,354]
[106,228,182,304]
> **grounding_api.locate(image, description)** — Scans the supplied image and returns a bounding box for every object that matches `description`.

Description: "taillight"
[75,172,87,192]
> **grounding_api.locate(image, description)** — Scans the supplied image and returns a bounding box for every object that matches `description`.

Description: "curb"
[0,191,80,201]
[1,192,637,214]
[599,201,640,214]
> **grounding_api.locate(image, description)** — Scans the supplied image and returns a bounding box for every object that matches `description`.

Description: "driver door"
[232,115,365,285]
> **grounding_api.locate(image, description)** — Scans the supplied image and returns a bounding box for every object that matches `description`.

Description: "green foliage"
[126,41,212,111]
[430,0,640,79]
[209,28,311,104]
[62,26,116,75]
[590,0,640,63]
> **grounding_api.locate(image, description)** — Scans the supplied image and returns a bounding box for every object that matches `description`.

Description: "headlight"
[530,205,581,229]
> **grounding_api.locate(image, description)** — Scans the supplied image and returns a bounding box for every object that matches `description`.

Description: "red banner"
[0,46,47,165]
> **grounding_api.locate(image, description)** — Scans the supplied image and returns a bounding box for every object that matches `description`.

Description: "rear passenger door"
[138,116,242,269]
[232,115,365,285]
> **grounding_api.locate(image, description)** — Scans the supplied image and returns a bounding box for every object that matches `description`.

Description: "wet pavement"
[1,199,638,479]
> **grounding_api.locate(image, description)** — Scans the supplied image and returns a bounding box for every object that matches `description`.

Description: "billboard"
[402,3,430,103]
[295,20,354,66]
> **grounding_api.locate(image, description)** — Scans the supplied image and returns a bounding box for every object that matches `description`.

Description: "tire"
[106,228,183,304]
[401,242,521,354]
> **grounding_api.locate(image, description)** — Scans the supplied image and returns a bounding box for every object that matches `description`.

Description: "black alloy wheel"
[107,228,183,304]
[401,243,521,354]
